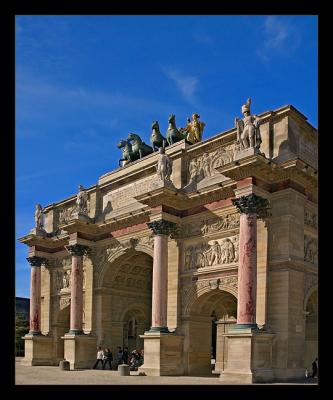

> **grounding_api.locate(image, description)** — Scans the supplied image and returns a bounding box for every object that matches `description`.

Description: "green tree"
[16,314,29,356]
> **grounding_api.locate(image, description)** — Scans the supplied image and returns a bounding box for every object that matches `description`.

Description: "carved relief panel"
[184,235,239,272]
[304,234,318,264]
[187,143,237,184]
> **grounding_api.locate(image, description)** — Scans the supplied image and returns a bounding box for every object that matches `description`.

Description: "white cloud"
[162,67,199,105]
[257,16,300,62]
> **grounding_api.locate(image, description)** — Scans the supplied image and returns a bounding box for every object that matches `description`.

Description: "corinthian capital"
[66,244,89,256]
[147,220,177,236]
[26,256,48,267]
[232,194,269,218]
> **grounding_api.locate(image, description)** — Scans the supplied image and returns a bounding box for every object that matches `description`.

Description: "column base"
[219,329,275,384]
[61,334,97,370]
[148,326,169,333]
[232,323,258,331]
[138,331,184,376]
[66,329,84,335]
[22,334,54,366]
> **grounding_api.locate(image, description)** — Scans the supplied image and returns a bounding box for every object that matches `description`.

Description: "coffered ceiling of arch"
[103,256,152,293]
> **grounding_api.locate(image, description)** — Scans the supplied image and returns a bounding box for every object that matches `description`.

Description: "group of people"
[92,346,144,370]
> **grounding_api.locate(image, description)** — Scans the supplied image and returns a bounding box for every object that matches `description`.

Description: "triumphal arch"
[19,100,318,383]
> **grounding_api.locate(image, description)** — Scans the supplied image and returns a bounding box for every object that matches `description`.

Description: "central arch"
[97,249,153,356]
[184,289,237,376]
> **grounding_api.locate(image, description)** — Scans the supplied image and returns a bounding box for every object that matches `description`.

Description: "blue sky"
[16,15,318,297]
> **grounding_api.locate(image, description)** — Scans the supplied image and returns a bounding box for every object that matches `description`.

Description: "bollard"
[59,360,70,371]
[118,364,130,376]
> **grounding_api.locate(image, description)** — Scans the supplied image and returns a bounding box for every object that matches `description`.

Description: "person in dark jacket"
[312,357,318,378]
[102,348,113,370]
[117,346,123,366]
[122,347,129,364]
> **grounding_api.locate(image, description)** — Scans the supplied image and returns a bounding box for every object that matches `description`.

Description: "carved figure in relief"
[189,158,202,183]
[201,152,213,178]
[34,204,44,229]
[235,98,262,150]
[63,270,71,288]
[76,185,88,214]
[209,241,222,265]
[156,146,172,181]
[304,237,317,263]
[185,246,196,271]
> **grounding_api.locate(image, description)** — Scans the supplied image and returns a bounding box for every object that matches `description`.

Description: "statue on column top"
[76,185,88,215]
[156,144,172,181]
[235,98,262,150]
[34,204,43,229]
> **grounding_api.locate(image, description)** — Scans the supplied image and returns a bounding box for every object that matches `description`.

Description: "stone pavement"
[15,358,318,385]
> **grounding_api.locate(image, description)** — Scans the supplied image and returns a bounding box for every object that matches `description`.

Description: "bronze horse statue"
[166,114,185,145]
[150,121,168,151]
[117,139,138,167]
[128,133,154,159]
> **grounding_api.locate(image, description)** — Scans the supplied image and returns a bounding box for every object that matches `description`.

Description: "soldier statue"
[235,98,262,150]
[156,145,172,181]
[34,204,43,229]
[76,185,88,214]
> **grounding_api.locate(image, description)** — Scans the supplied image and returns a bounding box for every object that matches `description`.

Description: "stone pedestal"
[62,334,97,369]
[22,334,54,366]
[234,147,261,161]
[138,332,184,376]
[219,328,275,384]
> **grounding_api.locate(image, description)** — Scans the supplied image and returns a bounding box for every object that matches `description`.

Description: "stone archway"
[304,289,318,371]
[184,289,237,376]
[121,306,149,353]
[97,250,153,356]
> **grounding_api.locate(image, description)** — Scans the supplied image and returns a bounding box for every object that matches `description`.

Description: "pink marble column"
[237,212,257,325]
[66,244,88,334]
[152,234,168,329]
[27,257,47,334]
[232,193,269,328]
[147,220,176,332]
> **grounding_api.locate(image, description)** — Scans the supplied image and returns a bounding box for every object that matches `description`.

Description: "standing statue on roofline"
[34,204,44,229]
[235,98,262,150]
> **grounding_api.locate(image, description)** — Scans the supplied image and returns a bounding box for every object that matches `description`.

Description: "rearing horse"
[150,121,168,151]
[128,133,154,159]
[166,114,185,145]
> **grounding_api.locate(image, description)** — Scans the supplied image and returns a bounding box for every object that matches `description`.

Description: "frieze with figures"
[177,213,240,239]
[184,235,239,271]
[304,210,317,229]
[188,143,237,184]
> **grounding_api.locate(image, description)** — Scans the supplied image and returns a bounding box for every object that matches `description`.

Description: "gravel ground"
[15,358,318,385]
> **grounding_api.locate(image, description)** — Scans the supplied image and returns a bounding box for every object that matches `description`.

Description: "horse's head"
[117,140,127,149]
[128,132,142,143]
[152,121,159,131]
[168,114,175,124]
